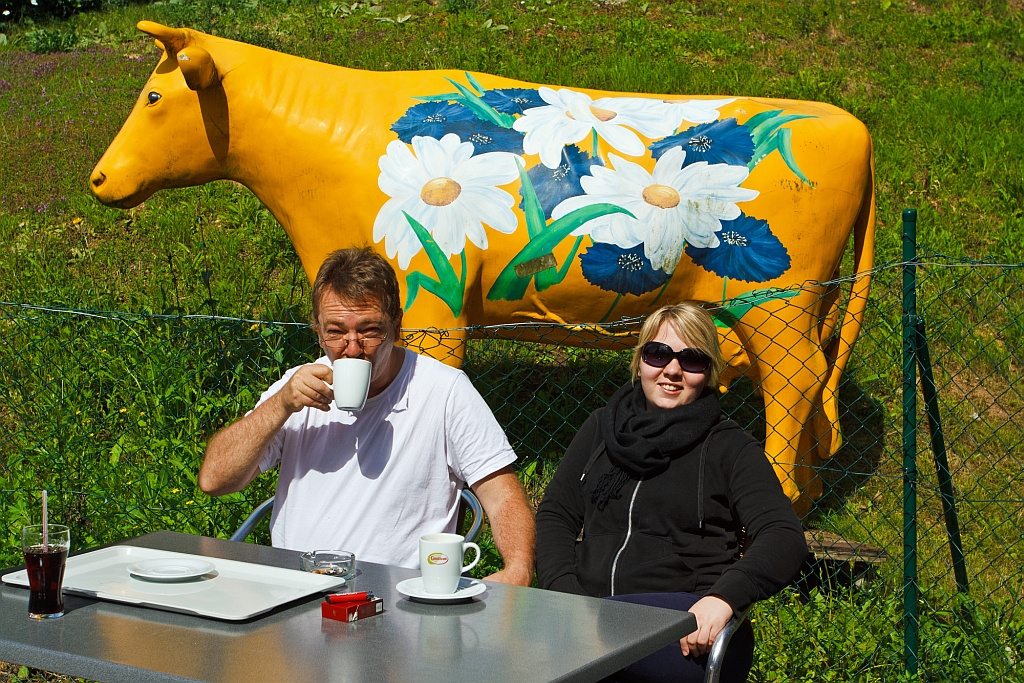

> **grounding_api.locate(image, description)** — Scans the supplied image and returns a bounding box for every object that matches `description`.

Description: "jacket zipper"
[609,481,641,596]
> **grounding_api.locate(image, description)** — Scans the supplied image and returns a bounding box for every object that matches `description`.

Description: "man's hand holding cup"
[278,363,335,413]
[278,357,372,414]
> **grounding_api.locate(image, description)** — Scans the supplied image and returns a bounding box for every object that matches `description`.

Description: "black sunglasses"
[641,341,712,373]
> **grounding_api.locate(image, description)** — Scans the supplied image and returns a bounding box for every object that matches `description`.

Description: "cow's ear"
[138,21,189,56]
[177,47,219,91]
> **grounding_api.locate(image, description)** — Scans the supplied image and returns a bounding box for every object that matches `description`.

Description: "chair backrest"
[228,496,276,543]
[228,488,485,544]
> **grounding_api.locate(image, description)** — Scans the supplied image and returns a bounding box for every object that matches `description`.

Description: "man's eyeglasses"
[319,331,387,351]
[640,341,712,373]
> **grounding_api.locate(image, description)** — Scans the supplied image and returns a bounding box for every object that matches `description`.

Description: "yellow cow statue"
[91,22,876,514]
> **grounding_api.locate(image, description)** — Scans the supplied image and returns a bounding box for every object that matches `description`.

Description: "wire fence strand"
[1,253,1023,681]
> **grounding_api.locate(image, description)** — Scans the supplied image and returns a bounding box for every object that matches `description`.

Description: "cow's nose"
[90,170,106,189]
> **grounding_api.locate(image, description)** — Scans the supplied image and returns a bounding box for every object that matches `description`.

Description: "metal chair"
[703,605,751,683]
[229,487,485,543]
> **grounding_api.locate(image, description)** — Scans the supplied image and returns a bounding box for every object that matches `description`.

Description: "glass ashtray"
[299,550,355,577]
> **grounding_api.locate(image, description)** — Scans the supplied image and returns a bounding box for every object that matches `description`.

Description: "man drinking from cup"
[199,247,535,585]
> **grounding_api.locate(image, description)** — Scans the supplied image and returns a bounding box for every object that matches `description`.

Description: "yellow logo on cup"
[427,552,449,566]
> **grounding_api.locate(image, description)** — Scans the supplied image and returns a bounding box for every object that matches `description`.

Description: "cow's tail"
[816,149,877,457]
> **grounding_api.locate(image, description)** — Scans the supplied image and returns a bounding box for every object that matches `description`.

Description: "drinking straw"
[42,489,48,550]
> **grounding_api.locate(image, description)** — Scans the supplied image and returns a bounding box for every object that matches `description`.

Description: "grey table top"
[0,531,695,683]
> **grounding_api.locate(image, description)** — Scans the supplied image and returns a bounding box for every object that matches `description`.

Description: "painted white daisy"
[513,87,685,169]
[660,97,737,128]
[373,134,520,269]
[551,147,759,273]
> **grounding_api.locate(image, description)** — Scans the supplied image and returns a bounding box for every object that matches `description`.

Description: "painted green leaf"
[545,205,635,261]
[411,92,462,102]
[406,269,464,318]
[712,287,802,328]
[536,235,585,292]
[402,212,466,317]
[775,127,815,187]
[517,158,547,240]
[445,77,517,129]
[405,212,458,288]
[742,110,783,141]
[749,113,812,148]
[745,110,815,186]
[713,310,738,329]
[487,204,635,301]
[465,71,486,96]
[749,135,779,170]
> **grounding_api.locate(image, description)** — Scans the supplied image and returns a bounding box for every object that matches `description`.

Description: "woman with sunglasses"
[535,302,806,683]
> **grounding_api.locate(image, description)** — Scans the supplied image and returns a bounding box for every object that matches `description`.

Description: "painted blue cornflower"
[521,145,603,219]
[649,118,755,167]
[481,88,545,115]
[444,120,526,155]
[685,213,791,283]
[390,101,477,143]
[580,242,672,296]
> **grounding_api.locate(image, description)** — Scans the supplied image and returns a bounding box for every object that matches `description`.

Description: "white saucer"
[396,577,486,604]
[129,558,216,582]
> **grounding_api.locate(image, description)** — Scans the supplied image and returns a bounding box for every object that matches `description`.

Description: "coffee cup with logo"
[331,358,372,411]
[419,533,480,594]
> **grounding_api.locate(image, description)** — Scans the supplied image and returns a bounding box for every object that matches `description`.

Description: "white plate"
[396,576,486,604]
[1,546,347,621]
[129,558,216,582]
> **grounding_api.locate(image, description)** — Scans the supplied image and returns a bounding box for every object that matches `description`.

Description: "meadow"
[1,0,1023,681]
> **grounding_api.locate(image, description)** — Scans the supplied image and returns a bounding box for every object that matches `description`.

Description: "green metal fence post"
[914,318,970,595]
[902,208,920,677]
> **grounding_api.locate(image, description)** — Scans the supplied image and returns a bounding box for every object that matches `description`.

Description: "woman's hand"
[680,595,735,658]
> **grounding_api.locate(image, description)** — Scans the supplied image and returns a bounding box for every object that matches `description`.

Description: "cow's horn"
[137,21,189,55]
[177,47,219,91]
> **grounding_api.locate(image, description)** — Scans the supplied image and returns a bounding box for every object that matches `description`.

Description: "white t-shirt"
[254,347,517,568]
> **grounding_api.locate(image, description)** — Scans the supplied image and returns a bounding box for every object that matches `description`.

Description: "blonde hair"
[630,302,725,388]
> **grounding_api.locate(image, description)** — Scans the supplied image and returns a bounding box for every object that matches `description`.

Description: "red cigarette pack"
[321,597,384,623]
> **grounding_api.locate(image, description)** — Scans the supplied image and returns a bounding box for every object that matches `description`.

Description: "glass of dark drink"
[21,524,71,619]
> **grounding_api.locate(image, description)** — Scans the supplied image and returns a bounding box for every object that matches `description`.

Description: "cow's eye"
[147,91,162,105]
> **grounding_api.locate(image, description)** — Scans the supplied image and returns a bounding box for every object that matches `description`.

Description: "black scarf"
[591,381,721,510]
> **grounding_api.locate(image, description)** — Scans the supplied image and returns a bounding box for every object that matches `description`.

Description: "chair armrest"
[229,496,276,542]
[461,488,484,544]
[703,605,752,683]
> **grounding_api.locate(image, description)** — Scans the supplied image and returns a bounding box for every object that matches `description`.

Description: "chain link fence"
[1,249,1022,681]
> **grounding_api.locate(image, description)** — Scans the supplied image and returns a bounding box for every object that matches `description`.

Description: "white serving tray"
[2,545,346,621]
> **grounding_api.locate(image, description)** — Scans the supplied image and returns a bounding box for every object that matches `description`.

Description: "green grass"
[2,1,1024,681]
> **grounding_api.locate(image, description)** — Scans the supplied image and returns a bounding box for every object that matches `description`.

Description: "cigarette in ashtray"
[300,550,355,576]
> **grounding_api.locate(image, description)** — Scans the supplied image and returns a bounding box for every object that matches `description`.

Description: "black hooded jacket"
[535,405,808,612]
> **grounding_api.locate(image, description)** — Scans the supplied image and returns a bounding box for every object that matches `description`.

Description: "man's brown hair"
[311,247,402,329]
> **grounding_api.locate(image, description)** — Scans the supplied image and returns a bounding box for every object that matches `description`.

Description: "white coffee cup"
[331,358,372,411]
[419,533,480,594]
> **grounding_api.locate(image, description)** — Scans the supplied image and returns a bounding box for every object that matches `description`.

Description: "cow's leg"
[715,325,752,392]
[735,294,828,517]
[807,267,844,463]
